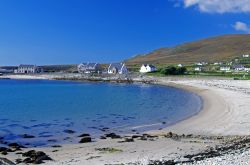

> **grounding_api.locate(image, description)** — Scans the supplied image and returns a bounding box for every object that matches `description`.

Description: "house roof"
[19,64,36,68]
[108,63,124,71]
[142,64,156,68]
[80,63,98,67]
[233,64,245,69]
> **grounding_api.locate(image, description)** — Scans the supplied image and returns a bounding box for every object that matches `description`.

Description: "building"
[220,66,231,71]
[139,64,157,73]
[214,62,223,65]
[108,63,128,74]
[195,62,203,66]
[233,64,245,71]
[78,63,102,73]
[14,65,43,74]
[242,54,250,58]
[194,67,202,71]
[245,67,250,72]
[177,64,183,67]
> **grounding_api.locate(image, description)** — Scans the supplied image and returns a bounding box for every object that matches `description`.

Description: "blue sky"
[0,0,250,65]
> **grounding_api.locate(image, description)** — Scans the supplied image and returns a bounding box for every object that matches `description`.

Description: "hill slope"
[126,34,250,65]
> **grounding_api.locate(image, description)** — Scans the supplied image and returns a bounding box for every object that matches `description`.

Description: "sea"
[0,79,202,147]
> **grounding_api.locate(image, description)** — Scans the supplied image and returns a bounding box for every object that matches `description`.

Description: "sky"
[1,0,250,65]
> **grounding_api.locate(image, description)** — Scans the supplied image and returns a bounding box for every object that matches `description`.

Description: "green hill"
[126,34,250,65]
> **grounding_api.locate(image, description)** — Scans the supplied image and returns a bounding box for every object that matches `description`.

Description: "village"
[0,54,250,78]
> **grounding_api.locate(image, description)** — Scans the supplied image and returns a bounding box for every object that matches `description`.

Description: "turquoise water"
[0,79,202,147]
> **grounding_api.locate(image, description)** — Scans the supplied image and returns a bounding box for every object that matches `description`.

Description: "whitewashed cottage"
[108,63,128,74]
[140,64,157,73]
[220,66,231,71]
[242,54,250,58]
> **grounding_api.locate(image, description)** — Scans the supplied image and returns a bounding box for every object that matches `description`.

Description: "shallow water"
[0,79,202,147]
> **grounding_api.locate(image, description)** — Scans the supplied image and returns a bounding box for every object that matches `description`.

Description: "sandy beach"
[1,75,250,164]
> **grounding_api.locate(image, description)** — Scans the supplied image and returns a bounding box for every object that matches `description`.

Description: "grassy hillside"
[126,34,250,65]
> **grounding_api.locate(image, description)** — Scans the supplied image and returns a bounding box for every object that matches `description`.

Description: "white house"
[245,67,250,72]
[194,67,202,71]
[108,63,128,74]
[242,54,250,58]
[139,64,157,73]
[220,66,231,71]
[78,63,102,73]
[214,62,223,65]
[14,65,43,74]
[195,62,203,66]
[177,64,183,67]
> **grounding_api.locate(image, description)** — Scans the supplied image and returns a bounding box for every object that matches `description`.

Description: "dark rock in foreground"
[0,158,16,165]
[22,150,52,164]
[8,143,25,149]
[105,133,121,139]
[79,137,92,143]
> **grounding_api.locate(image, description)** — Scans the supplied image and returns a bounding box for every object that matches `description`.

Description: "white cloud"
[233,21,250,33]
[181,0,250,13]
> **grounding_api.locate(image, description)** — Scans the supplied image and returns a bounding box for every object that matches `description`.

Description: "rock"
[79,136,92,143]
[0,158,16,165]
[22,150,52,164]
[0,147,7,152]
[119,138,134,143]
[140,135,147,141]
[20,134,35,138]
[1,151,8,155]
[105,133,121,139]
[78,133,90,137]
[15,158,22,164]
[22,150,36,157]
[51,145,62,148]
[165,132,173,138]
[22,158,33,163]
[186,134,193,138]
[100,136,107,139]
[132,135,142,139]
[34,155,52,164]
[63,129,75,134]
[8,143,25,148]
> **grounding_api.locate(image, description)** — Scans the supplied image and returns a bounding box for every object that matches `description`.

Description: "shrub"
[160,66,187,75]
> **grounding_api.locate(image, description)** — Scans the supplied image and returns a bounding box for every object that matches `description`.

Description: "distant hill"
[126,34,250,65]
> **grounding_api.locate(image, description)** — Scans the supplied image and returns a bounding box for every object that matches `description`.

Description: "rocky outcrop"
[21,150,52,164]
[0,158,15,165]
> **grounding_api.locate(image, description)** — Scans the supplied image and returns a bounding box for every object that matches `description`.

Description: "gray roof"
[108,63,123,70]
[233,64,245,69]
[78,63,101,72]
[142,64,156,68]
[19,64,36,68]
[81,63,98,68]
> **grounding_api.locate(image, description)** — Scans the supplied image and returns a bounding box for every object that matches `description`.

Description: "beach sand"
[1,75,250,164]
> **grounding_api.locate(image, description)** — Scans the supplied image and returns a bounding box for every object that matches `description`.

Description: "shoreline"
[1,74,250,164]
